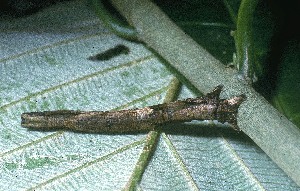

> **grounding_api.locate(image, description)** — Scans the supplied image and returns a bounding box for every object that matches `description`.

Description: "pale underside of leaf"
[0,0,298,190]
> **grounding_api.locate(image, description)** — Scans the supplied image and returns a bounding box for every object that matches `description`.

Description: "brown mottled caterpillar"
[21,85,246,133]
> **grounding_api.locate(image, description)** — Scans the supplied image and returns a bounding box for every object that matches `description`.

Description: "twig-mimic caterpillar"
[21,85,246,133]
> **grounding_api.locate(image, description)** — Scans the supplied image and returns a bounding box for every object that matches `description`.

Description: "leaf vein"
[26,139,146,191]
[0,55,154,111]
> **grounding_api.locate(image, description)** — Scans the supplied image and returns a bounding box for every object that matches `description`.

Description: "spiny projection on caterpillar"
[21,85,246,133]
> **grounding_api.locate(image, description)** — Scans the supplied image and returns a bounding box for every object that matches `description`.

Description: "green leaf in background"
[225,0,300,128]
[267,1,300,128]
[273,40,300,129]
[0,0,299,190]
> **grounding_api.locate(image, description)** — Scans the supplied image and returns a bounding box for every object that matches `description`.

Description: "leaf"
[272,40,300,128]
[0,0,299,190]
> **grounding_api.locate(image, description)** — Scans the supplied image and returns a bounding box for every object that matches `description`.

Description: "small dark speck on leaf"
[88,44,130,61]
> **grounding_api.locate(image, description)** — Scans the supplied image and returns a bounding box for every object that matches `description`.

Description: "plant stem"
[123,78,181,190]
[89,0,138,41]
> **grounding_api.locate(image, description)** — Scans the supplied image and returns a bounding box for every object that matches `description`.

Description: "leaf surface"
[0,1,298,190]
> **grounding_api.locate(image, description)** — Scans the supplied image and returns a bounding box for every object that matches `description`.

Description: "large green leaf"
[0,0,299,190]
[272,40,300,130]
